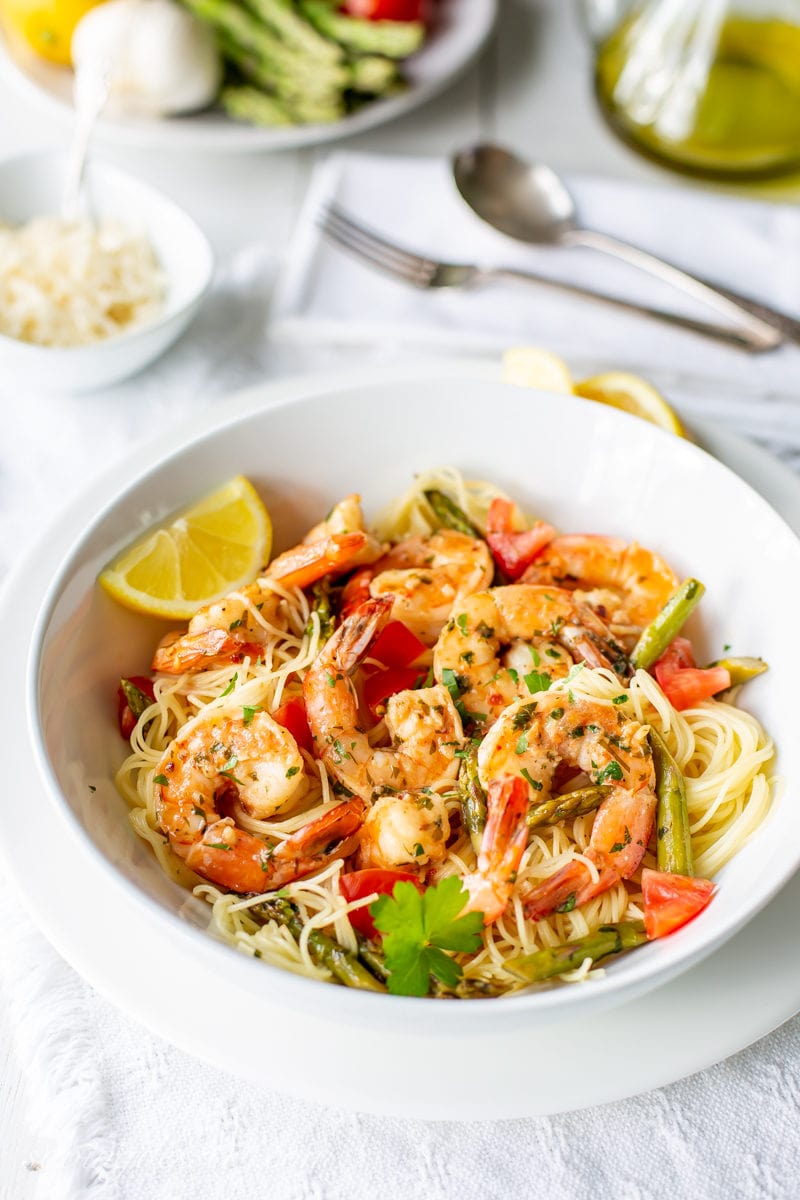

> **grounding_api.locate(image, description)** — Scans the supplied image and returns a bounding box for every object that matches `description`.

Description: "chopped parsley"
[242,705,261,726]
[548,707,565,721]
[153,774,169,787]
[515,732,529,755]
[556,894,576,913]
[441,667,469,724]
[228,618,243,631]
[370,877,484,997]
[220,673,238,697]
[286,766,300,779]
[456,613,469,636]
[612,694,629,706]
[524,670,551,695]
[596,760,624,784]
[610,827,632,854]
[520,767,542,791]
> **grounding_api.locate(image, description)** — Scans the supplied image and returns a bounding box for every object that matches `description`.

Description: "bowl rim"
[0,148,215,357]
[23,366,800,1028]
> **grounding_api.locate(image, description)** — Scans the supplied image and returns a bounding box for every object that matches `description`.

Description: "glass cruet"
[580,0,800,179]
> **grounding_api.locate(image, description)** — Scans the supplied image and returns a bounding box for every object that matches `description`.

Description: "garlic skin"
[71,0,222,117]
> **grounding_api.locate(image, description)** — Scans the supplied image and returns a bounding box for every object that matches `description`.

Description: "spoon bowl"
[453,143,578,245]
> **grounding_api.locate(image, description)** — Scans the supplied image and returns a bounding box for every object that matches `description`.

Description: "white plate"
[4,360,800,1118]
[0,0,496,153]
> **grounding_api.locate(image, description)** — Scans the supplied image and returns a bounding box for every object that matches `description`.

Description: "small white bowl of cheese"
[0,150,213,392]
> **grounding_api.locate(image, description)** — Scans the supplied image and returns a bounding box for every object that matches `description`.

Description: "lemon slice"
[574,371,684,436]
[99,476,272,619]
[502,347,574,394]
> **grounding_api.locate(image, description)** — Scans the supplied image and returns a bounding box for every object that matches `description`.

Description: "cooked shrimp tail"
[462,776,529,926]
[184,797,366,894]
[259,797,367,886]
[269,531,374,591]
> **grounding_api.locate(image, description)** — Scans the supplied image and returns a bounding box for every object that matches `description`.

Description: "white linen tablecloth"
[3,162,800,1200]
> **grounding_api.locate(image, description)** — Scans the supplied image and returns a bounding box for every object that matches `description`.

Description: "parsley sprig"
[371,877,484,997]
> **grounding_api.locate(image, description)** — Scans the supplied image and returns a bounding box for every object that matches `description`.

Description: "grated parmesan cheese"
[0,216,167,347]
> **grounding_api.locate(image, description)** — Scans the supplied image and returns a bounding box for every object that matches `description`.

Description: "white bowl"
[0,151,214,391]
[27,375,800,1037]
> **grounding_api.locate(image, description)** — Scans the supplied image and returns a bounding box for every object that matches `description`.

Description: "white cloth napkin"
[3,174,800,1200]
[272,152,800,442]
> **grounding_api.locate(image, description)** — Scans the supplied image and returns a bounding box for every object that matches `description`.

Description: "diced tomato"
[369,620,427,668]
[116,675,155,741]
[341,567,374,618]
[340,869,422,937]
[364,665,422,720]
[485,498,555,580]
[272,696,313,753]
[343,0,429,20]
[654,637,730,711]
[642,868,716,939]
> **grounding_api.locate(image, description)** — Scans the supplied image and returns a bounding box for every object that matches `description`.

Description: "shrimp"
[346,530,493,644]
[461,776,530,925]
[521,535,678,637]
[152,494,383,674]
[357,791,451,871]
[303,597,464,801]
[155,708,365,892]
[478,689,656,921]
[433,585,630,725]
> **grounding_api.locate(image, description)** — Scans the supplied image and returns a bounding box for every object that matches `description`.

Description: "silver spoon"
[453,143,797,352]
[61,57,112,222]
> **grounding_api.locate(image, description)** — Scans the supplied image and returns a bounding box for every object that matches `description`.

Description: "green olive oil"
[596,16,800,179]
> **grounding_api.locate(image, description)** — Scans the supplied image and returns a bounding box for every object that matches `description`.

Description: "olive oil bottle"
[589,1,800,179]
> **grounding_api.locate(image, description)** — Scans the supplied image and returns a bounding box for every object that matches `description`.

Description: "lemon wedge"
[99,476,272,619]
[502,347,575,394]
[574,371,684,436]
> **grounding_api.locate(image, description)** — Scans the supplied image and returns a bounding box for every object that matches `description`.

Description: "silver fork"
[318,205,771,353]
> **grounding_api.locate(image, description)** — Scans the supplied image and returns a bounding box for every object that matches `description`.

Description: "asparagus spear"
[527,785,611,830]
[244,0,344,64]
[423,489,483,539]
[506,921,647,983]
[306,580,335,644]
[301,0,425,58]
[650,729,694,876]
[220,85,295,126]
[707,655,768,688]
[120,678,152,719]
[256,898,386,991]
[630,578,706,671]
[349,55,402,95]
[457,743,486,854]
[356,936,390,982]
[183,0,349,98]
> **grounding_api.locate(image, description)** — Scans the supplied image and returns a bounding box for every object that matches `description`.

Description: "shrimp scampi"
[154,708,365,892]
[522,535,678,642]
[433,585,630,726]
[304,597,464,801]
[478,688,657,920]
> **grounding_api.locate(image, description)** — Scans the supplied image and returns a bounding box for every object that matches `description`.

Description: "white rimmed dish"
[0,151,214,392]
[0,0,496,154]
[24,369,800,1051]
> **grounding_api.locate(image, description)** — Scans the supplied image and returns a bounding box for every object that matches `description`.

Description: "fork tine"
[319,213,426,287]
[321,206,434,275]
